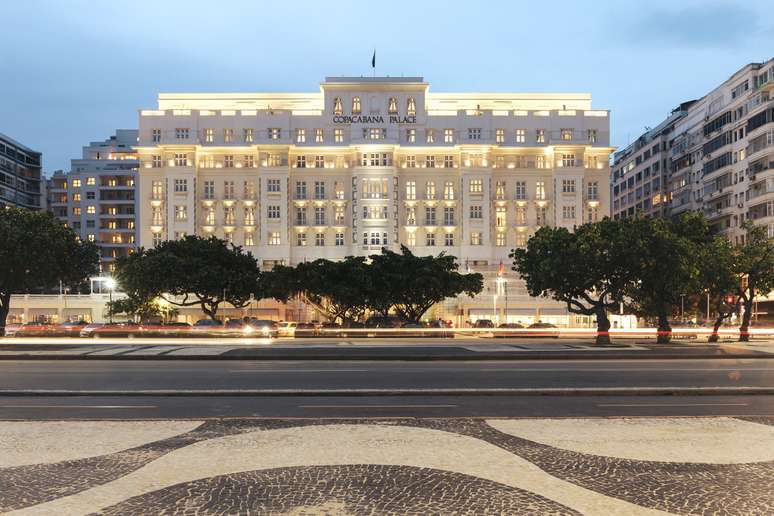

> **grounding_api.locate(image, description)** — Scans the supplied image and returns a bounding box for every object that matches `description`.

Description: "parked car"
[14,322,58,337]
[473,319,495,329]
[364,316,404,337]
[427,319,454,338]
[495,322,525,338]
[527,321,560,338]
[2,324,21,337]
[87,322,143,339]
[141,322,192,338]
[294,322,318,338]
[55,320,90,337]
[399,322,426,338]
[276,321,298,338]
[191,319,224,337]
[245,319,278,338]
[79,323,105,338]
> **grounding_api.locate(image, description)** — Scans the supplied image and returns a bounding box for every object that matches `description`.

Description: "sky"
[1,0,772,175]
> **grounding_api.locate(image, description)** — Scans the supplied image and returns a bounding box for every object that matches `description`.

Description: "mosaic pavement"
[0,417,773,515]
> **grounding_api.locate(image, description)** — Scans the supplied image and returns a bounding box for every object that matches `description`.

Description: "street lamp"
[105,278,117,323]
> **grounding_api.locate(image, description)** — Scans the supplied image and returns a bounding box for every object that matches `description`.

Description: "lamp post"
[105,278,116,323]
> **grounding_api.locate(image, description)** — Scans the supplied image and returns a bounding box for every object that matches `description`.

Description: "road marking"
[481,368,772,372]
[598,403,751,408]
[298,404,457,409]
[0,405,157,409]
[230,369,369,373]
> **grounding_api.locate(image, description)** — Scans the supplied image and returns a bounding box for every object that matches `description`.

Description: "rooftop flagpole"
[372,49,376,77]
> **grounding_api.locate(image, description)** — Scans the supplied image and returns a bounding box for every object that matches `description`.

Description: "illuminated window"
[204,207,215,225]
[406,206,416,225]
[469,179,483,193]
[72,179,82,188]
[425,181,436,199]
[174,205,187,221]
[174,179,187,193]
[496,232,506,247]
[296,232,307,246]
[516,232,527,247]
[406,128,416,143]
[352,97,361,114]
[268,154,282,166]
[516,129,526,143]
[174,153,188,167]
[406,231,416,246]
[87,177,96,186]
[561,128,573,141]
[244,155,255,168]
[407,97,416,116]
[334,181,344,199]
[536,129,545,143]
[405,181,416,200]
[388,97,398,114]
[335,205,345,224]
[73,207,81,216]
[334,129,344,143]
[296,128,306,143]
[268,128,280,140]
[244,207,255,226]
[222,128,233,143]
[495,129,504,143]
[536,181,546,200]
[444,181,455,200]
[536,155,546,169]
[516,207,527,225]
[244,232,255,246]
[204,128,214,143]
[174,231,187,240]
[333,97,343,115]
[224,206,235,225]
[315,128,323,143]
[72,193,81,202]
[152,207,163,225]
[444,129,454,143]
[495,206,506,227]
[470,232,482,245]
[87,234,95,242]
[244,180,256,199]
[495,181,505,200]
[86,205,96,215]
[588,129,598,143]
[244,128,253,143]
[426,129,435,143]
[268,232,281,245]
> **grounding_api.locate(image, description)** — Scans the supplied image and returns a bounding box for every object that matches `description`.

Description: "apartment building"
[47,130,138,271]
[0,132,42,209]
[135,76,613,324]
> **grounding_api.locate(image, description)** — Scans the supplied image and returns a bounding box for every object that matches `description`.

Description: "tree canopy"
[0,207,99,335]
[735,221,774,341]
[114,236,261,320]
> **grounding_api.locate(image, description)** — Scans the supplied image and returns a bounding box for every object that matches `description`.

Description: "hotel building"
[47,130,139,271]
[0,132,42,210]
[135,77,613,324]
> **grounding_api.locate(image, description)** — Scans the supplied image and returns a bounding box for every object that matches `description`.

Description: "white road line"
[298,404,457,409]
[481,368,773,372]
[230,369,369,373]
[598,403,751,408]
[0,405,158,409]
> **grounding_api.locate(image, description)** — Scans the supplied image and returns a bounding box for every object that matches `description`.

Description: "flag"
[371,50,376,69]
[498,260,504,277]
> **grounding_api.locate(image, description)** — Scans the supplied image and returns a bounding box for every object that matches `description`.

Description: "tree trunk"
[656,308,672,344]
[708,315,723,343]
[0,292,10,337]
[594,306,612,346]
[739,298,753,342]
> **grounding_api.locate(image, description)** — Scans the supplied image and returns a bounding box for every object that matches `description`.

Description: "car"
[399,322,426,338]
[427,319,454,338]
[55,320,90,337]
[527,321,560,338]
[244,319,278,338]
[495,322,525,338]
[473,319,495,328]
[14,322,58,337]
[364,316,404,337]
[2,324,22,337]
[191,319,224,337]
[87,322,143,339]
[79,323,105,338]
[276,321,298,337]
[294,322,318,338]
[141,322,192,338]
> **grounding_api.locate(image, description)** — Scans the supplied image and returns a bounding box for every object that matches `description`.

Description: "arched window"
[352,96,361,114]
[388,97,398,114]
[333,97,343,116]
[407,97,416,116]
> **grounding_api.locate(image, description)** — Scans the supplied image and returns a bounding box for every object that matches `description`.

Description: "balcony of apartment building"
[98,232,135,247]
[99,191,135,203]
[100,206,134,218]
[99,177,135,189]
[703,194,734,221]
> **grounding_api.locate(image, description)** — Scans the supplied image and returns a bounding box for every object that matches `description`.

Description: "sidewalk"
[0,338,772,360]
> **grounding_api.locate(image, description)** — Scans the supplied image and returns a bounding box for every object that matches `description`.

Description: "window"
[243,128,253,143]
[444,129,454,143]
[363,205,388,220]
[562,179,576,193]
[495,206,507,227]
[296,128,306,143]
[496,232,506,246]
[244,232,255,246]
[223,206,235,225]
[335,233,344,246]
[244,180,256,199]
[470,205,482,219]
[73,207,81,216]
[267,179,280,192]
[536,155,546,169]
[203,207,216,226]
[204,128,214,143]
[152,180,163,199]
[314,206,325,225]
[587,181,599,200]
[444,181,455,200]
[468,128,481,140]
[425,206,436,225]
[296,155,306,168]
[174,205,187,221]
[562,206,576,219]
[445,232,455,246]
[151,129,161,143]
[588,129,598,143]
[295,207,307,225]
[406,181,416,200]
[425,155,436,168]
[151,206,162,225]
[268,128,281,140]
[366,127,385,140]
[174,179,187,193]
[516,129,526,143]
[296,181,307,199]
[334,181,345,200]
[224,181,235,199]
[152,233,162,247]
[536,181,546,200]
[406,231,416,246]
[469,179,483,193]
[406,128,416,143]
[587,206,599,222]
[315,128,324,143]
[516,206,527,225]
[72,193,81,202]
[426,129,435,143]
[72,179,81,188]
[471,232,482,245]
[495,181,505,200]
[333,97,343,115]
[406,155,416,168]
[443,206,455,225]
[86,205,95,215]
[561,128,573,141]
[174,231,187,240]
[268,232,281,245]
[495,129,504,143]
[87,234,95,242]
[536,129,545,143]
[560,154,576,167]
[352,96,361,114]
[267,205,280,219]
[406,206,416,225]
[407,97,416,116]
[516,232,527,247]
[425,181,436,199]
[335,206,345,224]
[315,232,325,246]
[515,181,526,200]
[314,181,325,199]
[87,177,96,186]
[362,178,388,198]
[175,128,189,140]
[426,232,436,246]
[151,155,162,168]
[223,128,234,143]
[174,153,188,167]
[244,155,255,168]
[334,128,344,143]
[224,155,234,168]
[388,97,398,114]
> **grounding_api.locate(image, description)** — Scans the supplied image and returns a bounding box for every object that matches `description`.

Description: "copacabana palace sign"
[333,114,417,124]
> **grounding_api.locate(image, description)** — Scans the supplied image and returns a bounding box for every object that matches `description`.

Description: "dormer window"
[352,96,361,114]
[407,97,416,116]
[333,97,343,116]
[388,97,398,114]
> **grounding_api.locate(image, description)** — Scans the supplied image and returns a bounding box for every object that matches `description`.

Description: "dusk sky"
[1,0,772,174]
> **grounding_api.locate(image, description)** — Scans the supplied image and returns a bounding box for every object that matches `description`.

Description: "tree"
[114,236,261,320]
[625,213,710,344]
[697,236,738,342]
[368,246,483,322]
[263,257,371,323]
[106,295,178,323]
[0,207,99,335]
[511,218,638,345]
[734,221,774,342]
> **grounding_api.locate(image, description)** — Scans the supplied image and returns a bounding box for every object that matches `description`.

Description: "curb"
[1,387,773,397]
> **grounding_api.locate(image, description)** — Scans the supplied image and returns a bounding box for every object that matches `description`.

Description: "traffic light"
[725,295,735,305]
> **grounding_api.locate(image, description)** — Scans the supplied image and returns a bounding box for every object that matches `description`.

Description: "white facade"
[135,77,613,324]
